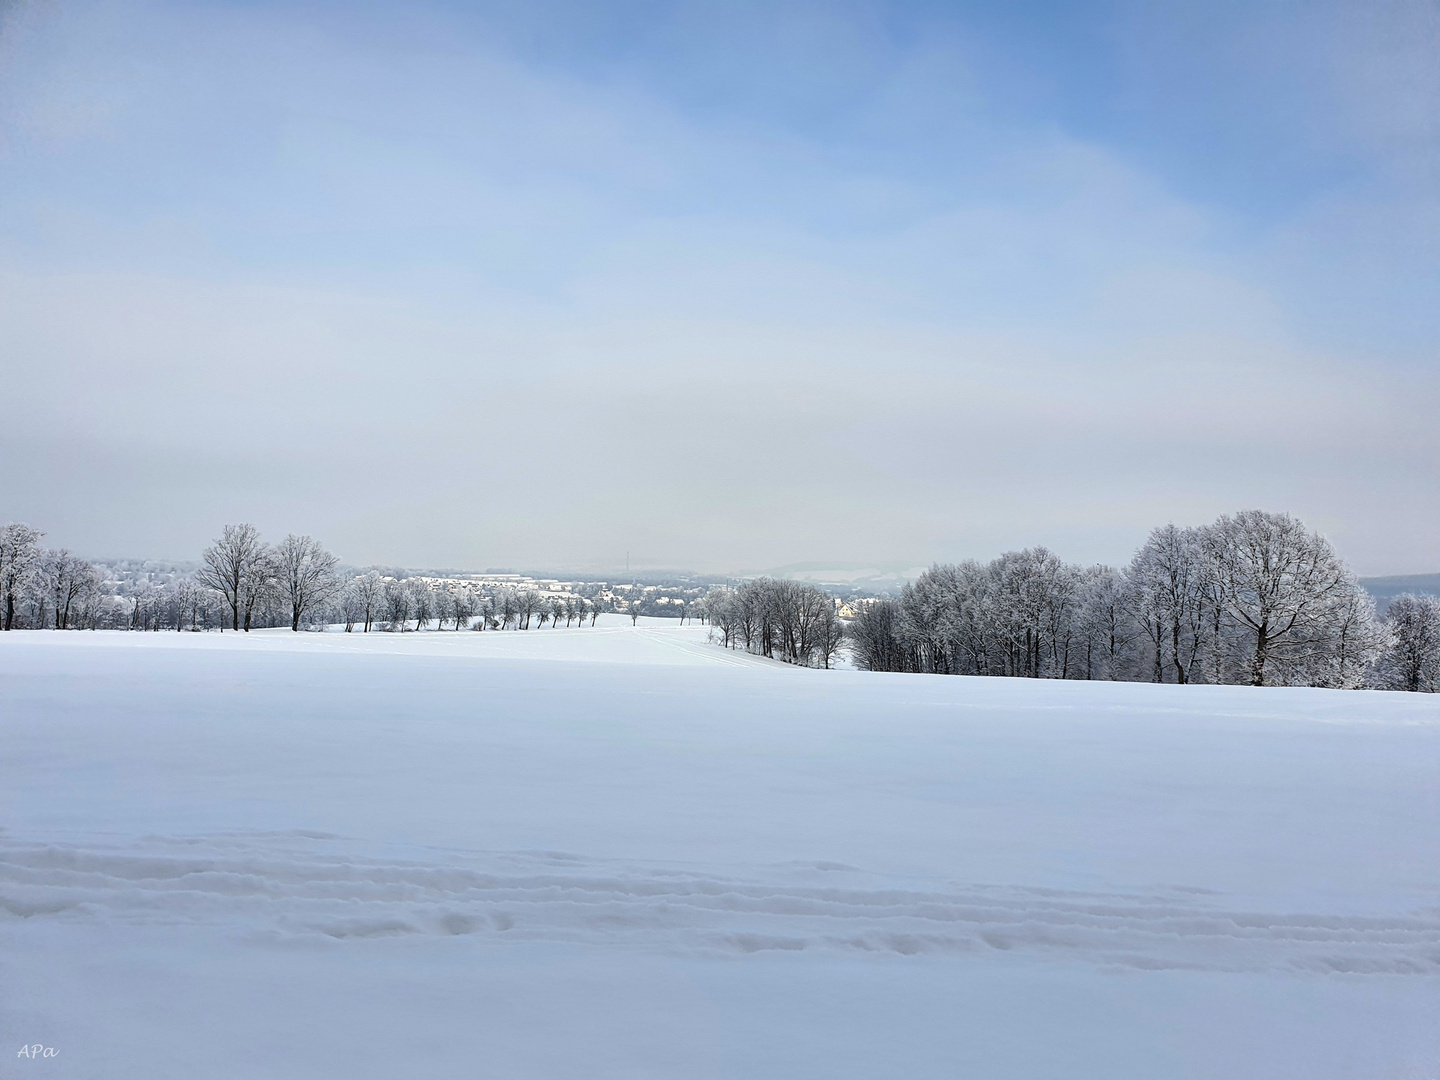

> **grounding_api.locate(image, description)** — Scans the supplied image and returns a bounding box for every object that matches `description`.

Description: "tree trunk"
[1250,625,1268,686]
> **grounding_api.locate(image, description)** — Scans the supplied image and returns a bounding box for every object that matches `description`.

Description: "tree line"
[0,522,611,634]
[702,578,846,668]
[847,510,1439,691]
[2,510,1437,691]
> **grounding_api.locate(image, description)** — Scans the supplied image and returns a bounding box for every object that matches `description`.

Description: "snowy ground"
[2,617,1439,1079]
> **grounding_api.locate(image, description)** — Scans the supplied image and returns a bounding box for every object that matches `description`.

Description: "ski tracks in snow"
[2,833,1437,976]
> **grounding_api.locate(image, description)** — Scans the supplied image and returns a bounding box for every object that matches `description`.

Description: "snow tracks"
[3,832,1437,977]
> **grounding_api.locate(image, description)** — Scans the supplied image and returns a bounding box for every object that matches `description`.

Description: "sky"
[0,0,1436,575]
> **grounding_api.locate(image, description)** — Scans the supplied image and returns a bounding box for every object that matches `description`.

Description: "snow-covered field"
[3,617,1438,1078]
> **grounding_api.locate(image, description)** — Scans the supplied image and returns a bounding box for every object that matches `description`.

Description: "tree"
[1379,594,1440,692]
[1127,526,1206,684]
[406,579,434,631]
[199,524,269,632]
[847,600,909,672]
[1312,580,1382,689]
[705,586,739,648]
[0,523,43,630]
[338,580,364,632]
[497,588,519,629]
[347,571,385,632]
[1209,511,1353,686]
[1074,566,1129,680]
[814,599,846,669]
[384,578,411,630]
[476,593,496,630]
[34,549,97,630]
[274,534,340,632]
[516,589,539,630]
[451,589,476,630]
[240,550,278,632]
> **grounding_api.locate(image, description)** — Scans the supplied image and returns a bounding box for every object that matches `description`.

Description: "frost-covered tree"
[848,599,908,672]
[383,577,411,630]
[451,589,476,630]
[701,578,843,667]
[844,511,1373,688]
[476,592,496,630]
[516,589,540,630]
[495,587,519,629]
[274,534,340,632]
[0,523,43,630]
[199,524,270,632]
[346,571,385,632]
[1074,566,1129,680]
[33,549,98,630]
[406,579,434,631]
[1378,594,1440,692]
[239,550,278,632]
[1126,525,1207,684]
[1209,511,1356,686]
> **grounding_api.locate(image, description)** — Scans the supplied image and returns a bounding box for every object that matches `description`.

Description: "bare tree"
[848,599,905,671]
[1127,525,1207,684]
[407,579,434,631]
[198,524,269,632]
[452,589,476,630]
[274,534,340,632]
[516,589,540,630]
[347,571,385,632]
[1075,566,1129,680]
[239,549,278,632]
[815,599,845,669]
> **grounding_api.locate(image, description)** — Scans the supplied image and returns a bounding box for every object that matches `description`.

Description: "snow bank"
[1,626,1437,1078]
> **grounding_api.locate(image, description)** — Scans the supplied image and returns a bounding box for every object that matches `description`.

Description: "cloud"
[0,0,1436,574]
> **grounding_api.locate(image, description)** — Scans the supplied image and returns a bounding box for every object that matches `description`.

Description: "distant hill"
[758,563,927,595]
[1359,574,1440,613]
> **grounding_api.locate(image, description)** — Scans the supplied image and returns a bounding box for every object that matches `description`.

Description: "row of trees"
[0,524,116,630]
[849,510,1437,691]
[702,578,846,668]
[198,524,618,633]
[4,511,1436,691]
[0,522,620,634]
[334,571,602,633]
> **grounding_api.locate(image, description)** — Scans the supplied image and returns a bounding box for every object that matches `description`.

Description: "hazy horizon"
[3,0,1437,576]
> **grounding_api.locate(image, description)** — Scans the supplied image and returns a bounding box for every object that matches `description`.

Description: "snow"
[2,618,1439,1078]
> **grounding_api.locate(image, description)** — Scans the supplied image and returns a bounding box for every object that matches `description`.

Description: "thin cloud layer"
[0,0,1435,573]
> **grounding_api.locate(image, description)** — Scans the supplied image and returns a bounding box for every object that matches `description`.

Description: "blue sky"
[1,0,1436,573]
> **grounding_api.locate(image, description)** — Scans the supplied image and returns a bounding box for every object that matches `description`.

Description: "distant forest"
[0,510,1436,690]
